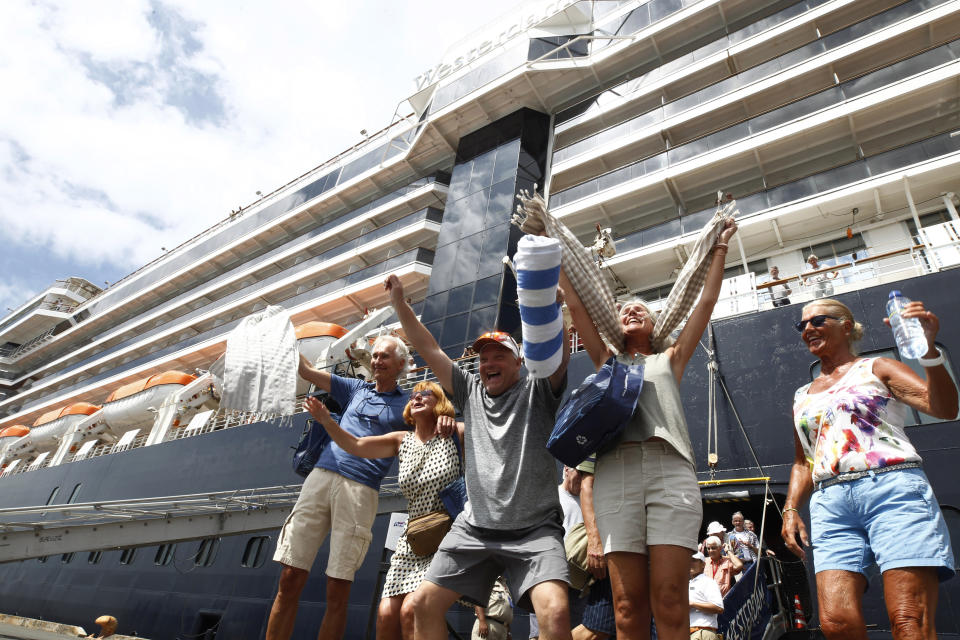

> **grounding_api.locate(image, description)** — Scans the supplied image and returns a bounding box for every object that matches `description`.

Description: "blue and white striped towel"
[514,235,563,378]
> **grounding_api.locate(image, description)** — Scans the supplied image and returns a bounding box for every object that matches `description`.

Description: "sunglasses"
[794,314,839,332]
[411,389,435,400]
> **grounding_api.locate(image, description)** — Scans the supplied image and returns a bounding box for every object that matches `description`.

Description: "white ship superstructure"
[1,0,959,478]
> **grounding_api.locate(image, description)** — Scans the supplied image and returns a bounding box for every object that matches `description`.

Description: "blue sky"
[0,0,519,314]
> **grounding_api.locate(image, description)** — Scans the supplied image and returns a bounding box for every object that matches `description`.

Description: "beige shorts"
[594,441,702,554]
[273,468,378,579]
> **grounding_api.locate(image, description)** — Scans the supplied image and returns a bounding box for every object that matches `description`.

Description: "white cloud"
[0,0,525,297]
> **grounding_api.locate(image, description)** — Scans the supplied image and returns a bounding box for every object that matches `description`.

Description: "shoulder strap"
[450,428,464,475]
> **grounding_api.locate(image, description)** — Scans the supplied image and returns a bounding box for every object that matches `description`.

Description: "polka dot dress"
[382,432,461,598]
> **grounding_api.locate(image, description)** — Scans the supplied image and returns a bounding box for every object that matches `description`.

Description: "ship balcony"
[0,215,440,422]
[553,0,935,147]
[550,0,960,192]
[0,279,101,360]
[546,40,960,242]
[8,177,447,371]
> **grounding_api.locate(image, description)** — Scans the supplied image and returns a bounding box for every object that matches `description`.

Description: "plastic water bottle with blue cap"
[886,290,928,359]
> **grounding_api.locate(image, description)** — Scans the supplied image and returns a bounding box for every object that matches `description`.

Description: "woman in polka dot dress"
[307,380,463,640]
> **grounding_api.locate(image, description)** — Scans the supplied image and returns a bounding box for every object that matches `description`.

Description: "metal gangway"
[0,484,407,563]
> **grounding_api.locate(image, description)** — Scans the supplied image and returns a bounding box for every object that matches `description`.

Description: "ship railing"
[8,327,58,359]
[632,229,958,321]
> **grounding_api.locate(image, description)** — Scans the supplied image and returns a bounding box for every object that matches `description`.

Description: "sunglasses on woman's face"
[794,314,840,332]
[411,389,435,400]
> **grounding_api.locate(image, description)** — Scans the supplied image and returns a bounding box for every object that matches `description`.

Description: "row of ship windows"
[37,535,272,570]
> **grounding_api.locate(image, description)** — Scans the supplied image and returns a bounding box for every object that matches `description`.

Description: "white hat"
[706,521,726,535]
[691,551,707,562]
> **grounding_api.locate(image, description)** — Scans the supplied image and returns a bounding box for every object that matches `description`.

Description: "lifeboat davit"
[100,371,197,437]
[296,322,348,394]
[0,425,30,458]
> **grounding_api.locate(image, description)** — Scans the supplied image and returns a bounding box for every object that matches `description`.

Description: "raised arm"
[559,269,613,371]
[548,288,572,393]
[670,220,738,381]
[781,430,813,560]
[305,396,403,459]
[384,274,455,394]
[874,301,959,419]
[299,353,332,392]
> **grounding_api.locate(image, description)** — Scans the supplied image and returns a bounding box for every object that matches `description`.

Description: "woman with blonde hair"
[306,381,462,640]
[782,297,957,639]
[561,220,738,640]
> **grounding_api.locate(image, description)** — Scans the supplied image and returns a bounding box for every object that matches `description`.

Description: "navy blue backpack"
[547,356,644,467]
[292,394,339,478]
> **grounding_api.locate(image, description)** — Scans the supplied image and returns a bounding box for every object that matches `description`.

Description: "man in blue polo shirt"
[265,335,410,640]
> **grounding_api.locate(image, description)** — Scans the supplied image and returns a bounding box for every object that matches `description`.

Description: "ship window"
[119,548,137,565]
[88,551,102,564]
[241,536,269,568]
[45,486,60,505]
[810,346,958,425]
[61,552,74,564]
[154,543,176,566]
[66,483,82,504]
[195,538,220,567]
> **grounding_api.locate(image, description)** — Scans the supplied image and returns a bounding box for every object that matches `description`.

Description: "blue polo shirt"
[315,375,408,490]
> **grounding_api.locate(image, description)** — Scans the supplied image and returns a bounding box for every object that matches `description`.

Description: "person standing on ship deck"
[782,298,957,640]
[383,274,574,640]
[561,219,738,640]
[266,335,416,640]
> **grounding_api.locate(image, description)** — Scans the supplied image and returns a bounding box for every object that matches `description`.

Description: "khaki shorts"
[273,468,378,579]
[594,441,702,554]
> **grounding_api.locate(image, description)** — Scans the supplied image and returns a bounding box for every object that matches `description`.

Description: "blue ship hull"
[1,271,959,638]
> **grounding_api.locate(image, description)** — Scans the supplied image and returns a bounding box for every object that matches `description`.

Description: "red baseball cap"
[472,331,520,358]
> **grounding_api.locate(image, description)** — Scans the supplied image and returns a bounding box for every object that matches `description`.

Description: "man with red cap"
[384,274,572,640]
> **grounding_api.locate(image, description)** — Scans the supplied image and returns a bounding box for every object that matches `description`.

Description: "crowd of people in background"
[260,211,955,640]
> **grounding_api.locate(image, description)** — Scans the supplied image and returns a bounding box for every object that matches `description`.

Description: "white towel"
[220,306,298,421]
[514,235,564,378]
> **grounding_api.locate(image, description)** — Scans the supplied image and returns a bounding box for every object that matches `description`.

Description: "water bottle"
[886,291,928,359]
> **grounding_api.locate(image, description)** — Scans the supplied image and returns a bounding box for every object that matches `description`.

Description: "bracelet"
[714,243,728,249]
[782,507,800,516]
[918,349,944,368]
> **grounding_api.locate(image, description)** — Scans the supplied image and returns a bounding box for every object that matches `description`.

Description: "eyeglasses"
[794,314,839,332]
[411,389,435,400]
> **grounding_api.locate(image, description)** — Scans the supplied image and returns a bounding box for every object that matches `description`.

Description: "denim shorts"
[810,467,955,581]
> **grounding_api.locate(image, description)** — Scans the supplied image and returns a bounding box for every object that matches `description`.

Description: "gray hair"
[372,335,411,376]
[732,511,744,521]
[705,535,722,547]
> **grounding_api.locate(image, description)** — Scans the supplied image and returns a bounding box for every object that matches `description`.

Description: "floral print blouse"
[793,358,920,482]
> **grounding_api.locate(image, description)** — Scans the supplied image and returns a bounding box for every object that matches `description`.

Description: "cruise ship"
[2,0,960,637]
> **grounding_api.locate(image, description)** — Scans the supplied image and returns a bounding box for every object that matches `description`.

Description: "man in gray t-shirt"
[384,274,572,640]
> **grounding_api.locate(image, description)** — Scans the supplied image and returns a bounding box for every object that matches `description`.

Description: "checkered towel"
[651,196,736,351]
[515,188,737,353]
[221,306,298,420]
[514,188,625,353]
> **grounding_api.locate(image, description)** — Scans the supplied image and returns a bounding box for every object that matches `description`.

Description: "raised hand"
[383,274,405,308]
[304,396,331,423]
[718,218,738,244]
[884,300,940,350]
